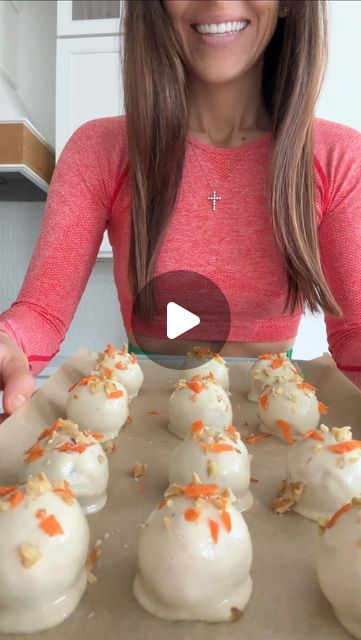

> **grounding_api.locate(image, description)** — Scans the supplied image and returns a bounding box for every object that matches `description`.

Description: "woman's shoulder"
[313,117,361,159]
[68,114,128,152]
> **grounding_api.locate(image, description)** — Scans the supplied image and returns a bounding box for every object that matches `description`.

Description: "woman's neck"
[187,59,271,148]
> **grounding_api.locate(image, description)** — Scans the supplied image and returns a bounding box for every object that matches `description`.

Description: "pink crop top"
[0,115,361,387]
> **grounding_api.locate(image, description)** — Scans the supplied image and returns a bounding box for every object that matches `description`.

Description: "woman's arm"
[0,119,113,376]
[318,126,361,388]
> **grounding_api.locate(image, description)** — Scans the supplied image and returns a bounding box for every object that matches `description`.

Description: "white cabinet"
[56,0,124,258]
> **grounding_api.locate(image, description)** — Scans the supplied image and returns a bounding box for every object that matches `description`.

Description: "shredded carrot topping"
[208,518,219,543]
[79,376,91,386]
[158,499,168,510]
[147,410,160,416]
[303,429,325,442]
[37,419,62,441]
[327,440,361,454]
[55,442,91,454]
[259,393,270,411]
[242,433,271,445]
[24,443,45,463]
[276,419,294,445]
[105,344,116,357]
[258,354,274,360]
[225,425,237,435]
[107,390,124,399]
[9,491,24,508]
[326,502,353,529]
[200,442,235,453]
[129,354,138,364]
[191,420,205,435]
[271,357,283,369]
[39,514,64,537]
[115,361,127,370]
[53,483,74,503]
[182,484,219,499]
[68,381,78,393]
[297,382,317,392]
[83,430,104,441]
[35,508,46,520]
[220,509,232,532]
[187,380,204,394]
[318,402,329,415]
[0,484,19,496]
[102,366,113,378]
[184,508,201,522]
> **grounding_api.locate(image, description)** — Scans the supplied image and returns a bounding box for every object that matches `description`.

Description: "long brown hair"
[123,0,341,320]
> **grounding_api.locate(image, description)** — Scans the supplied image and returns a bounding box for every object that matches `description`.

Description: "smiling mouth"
[191,20,250,36]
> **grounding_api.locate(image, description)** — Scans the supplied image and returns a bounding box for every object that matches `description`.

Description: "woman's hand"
[0,331,35,418]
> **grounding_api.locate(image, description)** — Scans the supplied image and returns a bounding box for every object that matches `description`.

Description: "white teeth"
[194,20,248,35]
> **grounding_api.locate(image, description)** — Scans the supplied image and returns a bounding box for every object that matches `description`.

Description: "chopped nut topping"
[97,455,105,464]
[252,369,262,380]
[222,486,236,503]
[19,543,42,568]
[271,480,304,514]
[352,497,361,506]
[312,444,323,453]
[102,440,116,454]
[320,424,329,433]
[164,484,182,498]
[207,460,218,477]
[331,426,352,443]
[26,473,52,497]
[287,393,298,403]
[163,516,172,533]
[86,569,97,584]
[132,462,148,478]
[318,516,329,534]
[190,472,201,486]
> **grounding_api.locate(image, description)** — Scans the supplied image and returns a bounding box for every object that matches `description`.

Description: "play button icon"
[131,270,231,370]
[166,302,200,339]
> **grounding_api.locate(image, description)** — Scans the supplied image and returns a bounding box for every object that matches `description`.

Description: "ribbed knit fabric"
[0,115,360,387]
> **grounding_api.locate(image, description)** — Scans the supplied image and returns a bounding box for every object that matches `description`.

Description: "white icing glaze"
[247,353,299,402]
[168,425,253,511]
[18,419,109,515]
[134,483,252,621]
[181,347,229,390]
[285,426,361,522]
[0,476,89,633]
[258,379,320,441]
[168,375,233,440]
[92,343,144,400]
[66,374,129,441]
[317,501,361,639]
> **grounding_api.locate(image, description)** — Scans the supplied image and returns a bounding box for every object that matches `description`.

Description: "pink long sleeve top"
[0,116,361,386]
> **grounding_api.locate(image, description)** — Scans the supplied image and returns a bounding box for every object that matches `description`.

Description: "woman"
[0,0,360,416]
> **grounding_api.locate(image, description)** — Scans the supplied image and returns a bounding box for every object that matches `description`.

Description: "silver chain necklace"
[189,136,244,213]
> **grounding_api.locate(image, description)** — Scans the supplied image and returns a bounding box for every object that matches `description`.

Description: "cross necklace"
[189,136,245,213]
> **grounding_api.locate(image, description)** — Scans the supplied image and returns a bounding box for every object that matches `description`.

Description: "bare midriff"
[127,331,295,357]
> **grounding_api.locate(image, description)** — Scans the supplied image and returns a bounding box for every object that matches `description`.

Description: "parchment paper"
[1,348,360,640]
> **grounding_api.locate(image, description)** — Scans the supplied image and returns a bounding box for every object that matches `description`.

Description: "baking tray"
[0,349,360,640]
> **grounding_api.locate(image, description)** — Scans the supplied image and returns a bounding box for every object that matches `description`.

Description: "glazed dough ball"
[317,499,361,639]
[92,343,144,400]
[181,347,230,391]
[134,478,253,622]
[168,375,233,440]
[18,418,109,515]
[258,379,322,442]
[66,374,129,441]
[0,473,89,634]
[168,424,253,511]
[247,353,300,402]
[272,425,361,522]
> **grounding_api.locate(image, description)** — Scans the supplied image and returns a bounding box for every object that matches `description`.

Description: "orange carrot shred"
[147,410,160,416]
[55,442,91,454]
[191,394,197,402]
[297,382,317,392]
[68,381,78,393]
[327,440,361,454]
[326,502,353,529]
[102,366,113,378]
[158,499,168,510]
[107,390,124,399]
[187,381,204,394]
[201,442,235,453]
[115,361,127,370]
[9,491,24,508]
[271,357,283,369]
[191,420,204,435]
[318,402,329,415]
[259,393,270,410]
[303,429,325,442]
[24,443,45,463]
[225,425,237,435]
[129,353,138,364]
[0,485,19,496]
[208,518,219,543]
[258,354,274,360]
[220,509,232,532]
[53,484,74,502]
[39,514,64,537]
[242,433,271,445]
[182,484,219,499]
[126,416,133,425]
[105,344,116,356]
[35,508,46,520]
[276,419,293,445]
[184,508,201,522]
